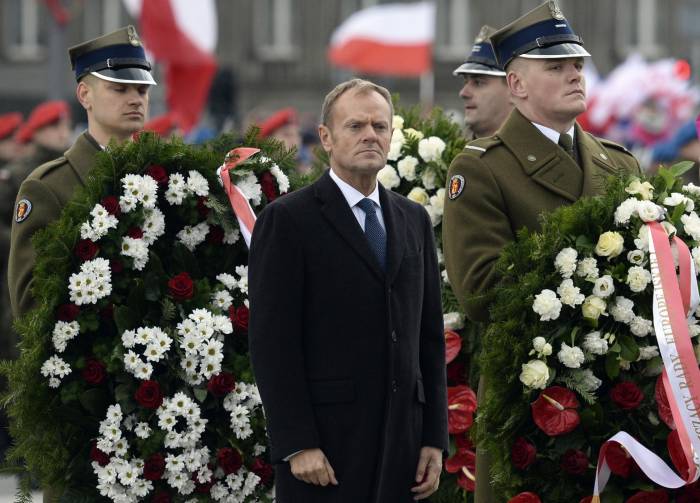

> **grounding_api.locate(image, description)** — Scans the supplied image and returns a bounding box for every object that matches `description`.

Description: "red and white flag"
[122,0,218,133]
[328,2,435,77]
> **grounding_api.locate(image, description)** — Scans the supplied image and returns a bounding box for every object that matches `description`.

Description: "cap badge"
[127,25,141,47]
[15,199,32,223]
[448,175,465,200]
[549,0,565,20]
[475,26,490,44]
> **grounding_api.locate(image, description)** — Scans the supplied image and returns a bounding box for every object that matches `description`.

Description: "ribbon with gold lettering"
[217,147,260,248]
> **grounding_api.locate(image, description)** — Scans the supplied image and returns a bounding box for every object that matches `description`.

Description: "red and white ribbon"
[217,147,260,248]
[593,222,700,501]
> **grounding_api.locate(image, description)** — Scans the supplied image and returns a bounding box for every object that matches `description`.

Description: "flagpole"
[419,70,434,110]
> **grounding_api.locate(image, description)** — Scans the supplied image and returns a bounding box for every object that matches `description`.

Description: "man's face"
[272,123,302,151]
[459,74,511,137]
[515,57,586,125]
[33,116,72,152]
[318,90,392,178]
[81,78,150,140]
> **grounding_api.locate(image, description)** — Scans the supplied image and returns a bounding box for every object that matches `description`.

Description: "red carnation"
[207,225,225,245]
[531,386,580,436]
[511,437,536,470]
[560,449,589,475]
[445,329,462,364]
[75,239,99,261]
[56,303,79,322]
[229,305,249,332]
[127,227,144,239]
[447,385,477,434]
[626,490,669,503]
[611,381,644,410]
[197,196,210,217]
[90,440,110,466]
[110,259,124,274]
[146,164,168,185]
[143,453,166,481]
[82,358,106,385]
[507,492,542,503]
[251,457,274,486]
[208,372,236,397]
[217,447,243,475]
[668,429,690,480]
[604,442,635,478]
[444,440,476,492]
[135,380,164,409]
[100,195,121,216]
[260,171,278,202]
[151,491,171,503]
[655,375,674,429]
[168,272,194,301]
[446,360,466,385]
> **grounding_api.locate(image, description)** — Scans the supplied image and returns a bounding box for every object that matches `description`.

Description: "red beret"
[143,114,178,136]
[0,113,23,141]
[259,108,297,138]
[15,100,70,144]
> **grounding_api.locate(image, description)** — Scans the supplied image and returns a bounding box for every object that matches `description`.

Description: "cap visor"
[519,43,591,59]
[91,68,157,85]
[453,62,506,77]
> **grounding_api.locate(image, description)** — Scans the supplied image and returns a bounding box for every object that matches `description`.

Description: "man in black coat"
[248,78,448,502]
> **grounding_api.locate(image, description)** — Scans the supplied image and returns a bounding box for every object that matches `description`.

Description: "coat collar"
[576,122,619,197]
[313,170,405,284]
[64,131,102,186]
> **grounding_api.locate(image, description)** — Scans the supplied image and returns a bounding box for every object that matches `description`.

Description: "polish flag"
[122,0,218,132]
[328,2,435,77]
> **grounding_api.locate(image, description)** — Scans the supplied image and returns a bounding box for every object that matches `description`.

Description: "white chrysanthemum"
[682,212,700,241]
[120,236,149,270]
[269,164,289,194]
[216,273,237,290]
[223,227,240,245]
[554,248,578,278]
[557,279,585,307]
[609,296,635,323]
[683,182,700,197]
[212,290,234,311]
[576,257,599,281]
[443,312,464,330]
[638,346,660,360]
[593,275,615,298]
[634,225,650,252]
[614,198,640,226]
[41,355,72,385]
[532,289,561,321]
[418,136,446,162]
[177,222,210,252]
[235,171,263,206]
[574,368,603,392]
[397,155,418,181]
[68,259,113,305]
[142,208,165,245]
[627,266,652,293]
[387,129,405,161]
[165,173,188,205]
[377,165,400,189]
[52,320,80,353]
[421,169,437,190]
[582,331,609,355]
[532,336,552,356]
[558,343,585,368]
[138,175,158,208]
[630,316,653,337]
[187,170,210,197]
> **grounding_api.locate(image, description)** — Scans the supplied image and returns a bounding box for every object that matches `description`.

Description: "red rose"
[197,196,210,217]
[655,375,674,429]
[217,447,243,475]
[678,481,700,503]
[511,437,536,470]
[508,492,542,503]
[100,195,121,216]
[626,490,669,503]
[446,360,466,385]
[611,381,644,410]
[90,440,110,466]
[127,227,144,239]
[251,457,274,486]
[667,429,689,479]
[445,329,462,364]
[195,479,214,494]
[168,272,194,301]
[260,171,278,202]
[110,259,124,274]
[135,380,164,409]
[151,491,171,503]
[100,304,114,320]
[448,385,477,434]
[207,225,224,245]
[208,372,236,397]
[75,239,99,261]
[82,358,106,385]
[603,442,635,478]
[143,453,166,481]
[531,386,580,436]
[560,449,588,475]
[229,305,249,332]
[56,303,79,322]
[146,164,168,185]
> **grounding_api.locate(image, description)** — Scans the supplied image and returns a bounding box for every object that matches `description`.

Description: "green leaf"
[605,353,621,380]
[670,160,695,178]
[79,388,109,417]
[617,334,640,362]
[114,305,136,335]
[144,272,162,302]
[193,388,208,402]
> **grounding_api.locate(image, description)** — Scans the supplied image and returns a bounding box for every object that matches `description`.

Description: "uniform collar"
[64,130,102,186]
[531,121,575,145]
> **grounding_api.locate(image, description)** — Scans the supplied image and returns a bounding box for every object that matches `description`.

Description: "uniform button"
[391,331,398,342]
[392,380,398,392]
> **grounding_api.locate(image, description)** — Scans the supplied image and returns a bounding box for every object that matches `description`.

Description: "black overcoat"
[249,171,448,503]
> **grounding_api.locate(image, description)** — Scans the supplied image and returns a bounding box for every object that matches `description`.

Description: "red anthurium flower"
[445,329,462,364]
[531,386,580,436]
[626,489,669,503]
[655,375,674,429]
[447,385,477,434]
[444,439,476,492]
[667,429,690,480]
[507,492,542,503]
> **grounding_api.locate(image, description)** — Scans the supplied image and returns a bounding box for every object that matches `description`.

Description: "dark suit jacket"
[248,170,448,503]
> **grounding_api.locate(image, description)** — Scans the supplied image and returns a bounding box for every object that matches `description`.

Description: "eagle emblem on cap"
[475,25,490,44]
[548,0,565,20]
[127,25,141,47]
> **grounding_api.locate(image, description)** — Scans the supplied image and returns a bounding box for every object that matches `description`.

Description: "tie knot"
[356,198,376,215]
[558,133,573,153]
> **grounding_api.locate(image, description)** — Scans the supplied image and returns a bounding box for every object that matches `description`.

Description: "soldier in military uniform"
[442,2,640,502]
[8,25,156,322]
[453,25,512,140]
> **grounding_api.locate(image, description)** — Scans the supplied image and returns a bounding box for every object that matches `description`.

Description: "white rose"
[582,295,607,320]
[636,200,664,222]
[519,360,550,389]
[627,266,652,293]
[418,136,446,162]
[627,249,645,266]
[609,296,635,324]
[625,178,655,200]
[396,155,418,181]
[554,248,578,278]
[421,169,437,190]
[681,212,700,241]
[557,279,584,307]
[403,128,424,140]
[532,289,562,321]
[558,343,585,368]
[630,316,653,337]
[407,187,430,205]
[614,198,640,226]
[443,312,465,330]
[634,225,650,252]
[592,275,615,298]
[595,231,624,259]
[392,115,404,130]
[582,331,609,355]
[576,257,599,281]
[377,165,400,189]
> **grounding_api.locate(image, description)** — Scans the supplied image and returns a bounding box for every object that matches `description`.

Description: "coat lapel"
[314,171,385,281]
[576,123,619,197]
[378,185,406,285]
[64,131,102,186]
[499,109,582,202]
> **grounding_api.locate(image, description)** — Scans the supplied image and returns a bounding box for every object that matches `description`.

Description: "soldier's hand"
[289,448,339,486]
[411,446,442,500]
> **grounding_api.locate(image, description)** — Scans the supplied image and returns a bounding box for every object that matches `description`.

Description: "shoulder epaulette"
[599,138,632,155]
[31,156,68,180]
[462,135,503,157]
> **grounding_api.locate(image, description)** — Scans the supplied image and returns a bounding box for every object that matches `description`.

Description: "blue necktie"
[356,198,387,271]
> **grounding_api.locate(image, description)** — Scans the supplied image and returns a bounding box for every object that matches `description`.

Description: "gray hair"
[320,78,393,126]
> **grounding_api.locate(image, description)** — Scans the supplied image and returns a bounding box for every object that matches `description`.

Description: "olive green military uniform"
[442,108,640,502]
[8,132,101,319]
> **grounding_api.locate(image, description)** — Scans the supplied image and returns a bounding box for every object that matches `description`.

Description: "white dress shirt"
[532,121,575,147]
[329,168,386,231]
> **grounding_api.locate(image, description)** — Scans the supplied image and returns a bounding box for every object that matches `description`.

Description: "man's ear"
[318,124,333,154]
[507,69,527,100]
[76,81,93,111]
